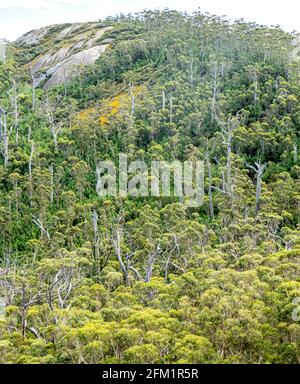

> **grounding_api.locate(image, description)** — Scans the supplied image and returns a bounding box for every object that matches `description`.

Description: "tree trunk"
[49,164,54,205]
[206,158,214,219]
[293,143,298,163]
[93,209,100,262]
[0,106,8,167]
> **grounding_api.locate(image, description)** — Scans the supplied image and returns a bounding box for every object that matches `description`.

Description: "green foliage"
[0,10,299,364]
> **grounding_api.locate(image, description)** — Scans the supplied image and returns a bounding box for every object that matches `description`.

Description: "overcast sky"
[0,0,299,41]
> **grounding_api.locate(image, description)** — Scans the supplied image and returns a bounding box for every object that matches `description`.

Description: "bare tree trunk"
[27,125,31,142]
[0,105,9,167]
[190,57,194,85]
[130,85,135,116]
[226,130,232,193]
[29,140,35,182]
[49,164,54,205]
[42,96,62,151]
[28,327,41,339]
[21,286,27,338]
[162,90,166,109]
[219,116,240,196]
[51,123,58,150]
[145,245,161,283]
[112,226,128,285]
[254,163,267,213]
[93,209,100,262]
[206,158,214,219]
[293,143,298,163]
[253,74,258,103]
[220,62,225,77]
[169,96,173,124]
[9,80,19,146]
[247,162,267,214]
[250,70,258,103]
[145,253,155,283]
[164,235,179,282]
[31,215,51,239]
[21,308,27,338]
[210,63,219,124]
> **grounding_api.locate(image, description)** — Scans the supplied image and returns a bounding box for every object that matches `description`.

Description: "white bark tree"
[247,162,267,213]
[0,105,9,167]
[41,95,63,151]
[8,80,19,146]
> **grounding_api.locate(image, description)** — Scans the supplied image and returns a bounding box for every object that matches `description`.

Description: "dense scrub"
[0,10,299,363]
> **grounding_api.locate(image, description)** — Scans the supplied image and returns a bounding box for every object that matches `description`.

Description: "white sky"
[0,0,299,41]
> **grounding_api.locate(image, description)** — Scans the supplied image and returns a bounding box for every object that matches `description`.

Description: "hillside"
[15,22,113,89]
[0,10,300,364]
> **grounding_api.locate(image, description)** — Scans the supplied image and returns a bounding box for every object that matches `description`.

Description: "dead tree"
[247,162,267,213]
[169,95,173,123]
[130,84,135,116]
[93,209,100,262]
[112,223,129,285]
[205,144,215,219]
[164,235,179,282]
[247,66,259,103]
[216,114,240,196]
[55,269,74,310]
[8,80,19,146]
[112,216,161,286]
[145,245,161,283]
[20,282,42,338]
[31,214,51,240]
[293,143,298,163]
[49,164,54,205]
[29,140,35,182]
[0,105,9,167]
[41,95,63,151]
[190,56,194,85]
[162,90,166,109]
[210,62,219,124]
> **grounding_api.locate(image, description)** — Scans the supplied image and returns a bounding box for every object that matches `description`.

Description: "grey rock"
[19,23,113,89]
[33,46,71,72]
[100,38,114,45]
[56,23,85,40]
[72,40,86,50]
[15,26,52,46]
[86,26,113,47]
[43,44,109,89]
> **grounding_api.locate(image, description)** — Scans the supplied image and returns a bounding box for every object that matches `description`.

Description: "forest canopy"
[0,10,299,364]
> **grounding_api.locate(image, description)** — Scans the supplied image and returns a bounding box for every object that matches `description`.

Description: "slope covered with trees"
[0,10,299,364]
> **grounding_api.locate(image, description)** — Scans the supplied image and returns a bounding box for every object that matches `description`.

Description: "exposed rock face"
[86,27,112,47]
[32,46,71,73]
[15,25,53,46]
[16,23,113,89]
[43,44,109,90]
[56,23,85,40]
